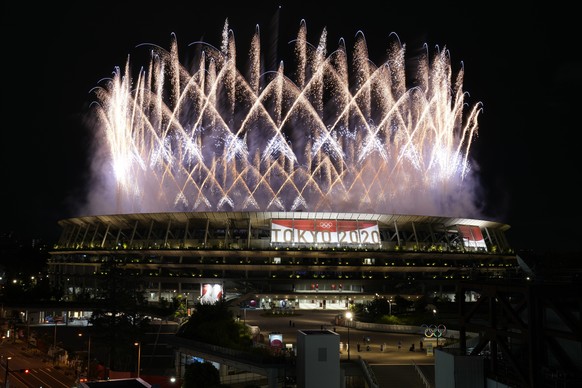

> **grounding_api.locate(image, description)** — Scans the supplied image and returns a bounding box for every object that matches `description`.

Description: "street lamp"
[4,356,12,387]
[53,319,58,365]
[134,342,141,378]
[78,333,91,377]
[345,311,353,361]
[87,335,91,376]
[26,316,31,348]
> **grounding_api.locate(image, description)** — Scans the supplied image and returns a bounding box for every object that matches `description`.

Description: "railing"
[357,356,379,388]
[413,360,432,388]
[347,319,468,340]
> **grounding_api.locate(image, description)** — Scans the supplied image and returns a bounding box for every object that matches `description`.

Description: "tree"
[172,294,189,320]
[89,308,151,374]
[393,295,413,312]
[177,301,251,350]
[366,296,393,319]
[0,236,57,302]
[413,295,429,312]
[182,361,221,388]
[88,258,161,374]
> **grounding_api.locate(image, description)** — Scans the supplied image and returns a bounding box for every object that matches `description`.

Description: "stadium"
[47,22,518,310]
[47,211,516,309]
[31,22,582,388]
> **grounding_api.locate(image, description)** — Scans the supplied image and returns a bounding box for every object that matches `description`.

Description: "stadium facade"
[47,211,517,309]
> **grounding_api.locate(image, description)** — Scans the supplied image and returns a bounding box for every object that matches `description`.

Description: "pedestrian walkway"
[242,309,436,387]
[371,364,434,388]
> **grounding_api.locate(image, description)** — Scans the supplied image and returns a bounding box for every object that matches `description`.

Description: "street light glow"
[134,341,141,378]
[345,311,353,361]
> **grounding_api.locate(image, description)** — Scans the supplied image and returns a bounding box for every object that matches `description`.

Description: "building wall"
[297,330,340,388]
[435,349,485,388]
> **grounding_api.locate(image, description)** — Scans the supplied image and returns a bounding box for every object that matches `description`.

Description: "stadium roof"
[59,211,510,232]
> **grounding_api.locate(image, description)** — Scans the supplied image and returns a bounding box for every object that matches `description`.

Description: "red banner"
[271,219,380,245]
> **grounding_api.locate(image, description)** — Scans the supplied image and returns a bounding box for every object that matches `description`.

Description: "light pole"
[87,334,91,376]
[26,315,31,348]
[432,309,438,347]
[53,318,59,365]
[4,356,11,387]
[134,342,141,378]
[78,333,91,376]
[345,311,353,361]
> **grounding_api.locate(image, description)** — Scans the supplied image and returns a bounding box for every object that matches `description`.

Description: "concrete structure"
[44,210,533,387]
[435,349,485,387]
[296,329,341,388]
[81,378,151,387]
[47,211,516,309]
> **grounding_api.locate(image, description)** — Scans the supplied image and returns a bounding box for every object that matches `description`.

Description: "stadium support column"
[412,222,419,247]
[247,219,252,249]
[393,221,401,246]
[204,219,210,247]
[164,220,171,247]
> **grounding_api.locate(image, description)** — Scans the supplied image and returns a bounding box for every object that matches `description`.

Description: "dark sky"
[2,2,580,253]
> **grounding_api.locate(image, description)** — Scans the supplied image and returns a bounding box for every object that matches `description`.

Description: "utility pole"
[3,356,12,388]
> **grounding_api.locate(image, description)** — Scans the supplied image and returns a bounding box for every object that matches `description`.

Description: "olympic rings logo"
[421,324,446,338]
[319,222,333,229]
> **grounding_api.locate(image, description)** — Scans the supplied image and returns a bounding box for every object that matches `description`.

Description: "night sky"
[2,2,580,253]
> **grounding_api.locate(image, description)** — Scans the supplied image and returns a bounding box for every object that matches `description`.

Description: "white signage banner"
[457,225,488,251]
[271,219,381,245]
[201,283,223,304]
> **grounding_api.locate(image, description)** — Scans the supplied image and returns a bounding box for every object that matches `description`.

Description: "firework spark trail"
[86,20,484,218]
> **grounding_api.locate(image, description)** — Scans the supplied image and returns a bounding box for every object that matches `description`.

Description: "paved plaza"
[241,308,436,387]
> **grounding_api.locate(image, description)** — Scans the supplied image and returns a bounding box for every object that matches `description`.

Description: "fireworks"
[87,19,483,218]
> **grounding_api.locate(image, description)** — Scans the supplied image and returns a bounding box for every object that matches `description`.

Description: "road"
[3,310,436,387]
[0,339,76,388]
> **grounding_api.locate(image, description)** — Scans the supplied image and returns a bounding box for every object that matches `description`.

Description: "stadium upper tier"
[52,211,511,254]
[47,211,517,306]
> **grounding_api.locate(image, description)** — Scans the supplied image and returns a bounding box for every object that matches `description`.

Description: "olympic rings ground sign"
[421,324,446,355]
[421,324,447,338]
